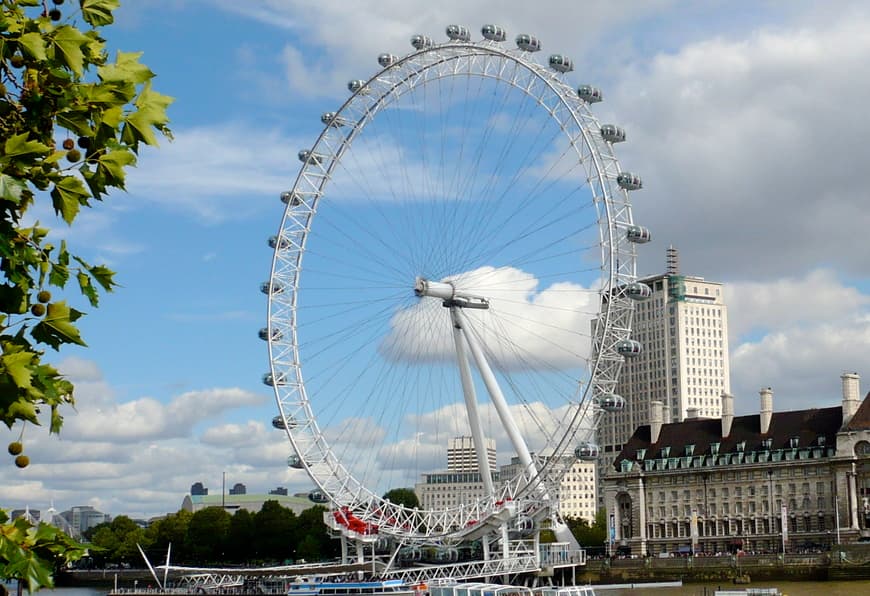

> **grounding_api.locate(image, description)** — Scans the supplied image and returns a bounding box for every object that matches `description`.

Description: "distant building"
[60,505,111,537]
[448,436,497,472]
[603,373,870,556]
[181,492,315,515]
[559,459,598,523]
[416,436,498,510]
[190,482,208,496]
[229,483,247,495]
[269,487,289,496]
[10,509,39,522]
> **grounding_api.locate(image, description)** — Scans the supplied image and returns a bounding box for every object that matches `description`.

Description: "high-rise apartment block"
[600,247,731,463]
[447,436,497,472]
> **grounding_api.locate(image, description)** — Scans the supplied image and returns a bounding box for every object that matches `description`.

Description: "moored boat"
[287,578,418,596]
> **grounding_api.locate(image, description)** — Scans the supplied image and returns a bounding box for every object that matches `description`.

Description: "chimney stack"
[759,387,773,435]
[650,400,664,444]
[686,407,699,420]
[842,372,861,425]
[721,393,734,438]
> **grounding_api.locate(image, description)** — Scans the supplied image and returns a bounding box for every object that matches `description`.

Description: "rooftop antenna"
[666,245,679,275]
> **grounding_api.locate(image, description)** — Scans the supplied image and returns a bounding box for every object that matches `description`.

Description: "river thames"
[29,581,870,596]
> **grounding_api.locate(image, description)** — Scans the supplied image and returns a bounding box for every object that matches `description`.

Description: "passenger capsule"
[574,442,600,461]
[481,25,506,42]
[280,190,302,206]
[272,414,297,430]
[597,393,626,412]
[626,225,652,244]
[262,372,286,387]
[321,112,348,127]
[601,124,626,143]
[411,35,434,49]
[258,327,282,341]
[298,150,325,165]
[616,339,643,358]
[309,490,329,504]
[577,85,603,104]
[260,281,283,295]
[617,172,643,191]
[378,53,398,67]
[268,235,290,250]
[624,282,652,300]
[348,79,370,95]
[548,54,574,73]
[287,454,305,469]
[515,34,541,52]
[446,25,470,41]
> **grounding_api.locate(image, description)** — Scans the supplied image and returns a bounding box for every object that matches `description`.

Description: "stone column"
[638,476,647,556]
[850,463,860,530]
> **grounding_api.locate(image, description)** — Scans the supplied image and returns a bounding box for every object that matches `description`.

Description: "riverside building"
[603,373,870,556]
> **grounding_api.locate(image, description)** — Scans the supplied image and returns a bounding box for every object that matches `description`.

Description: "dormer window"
[736,441,746,453]
[636,448,647,461]
[789,436,799,449]
[817,436,826,447]
[661,446,671,458]
[710,442,720,456]
[685,444,695,456]
[762,438,773,450]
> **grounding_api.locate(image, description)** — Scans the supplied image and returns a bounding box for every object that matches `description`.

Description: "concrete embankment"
[559,545,870,585]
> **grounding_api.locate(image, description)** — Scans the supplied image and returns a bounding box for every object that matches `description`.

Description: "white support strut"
[450,307,496,496]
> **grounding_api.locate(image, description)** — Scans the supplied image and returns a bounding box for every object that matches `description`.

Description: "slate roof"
[844,392,870,431]
[614,405,844,471]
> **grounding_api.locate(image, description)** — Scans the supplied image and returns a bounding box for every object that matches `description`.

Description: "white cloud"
[381,266,597,370]
[126,123,305,222]
[608,13,870,279]
[726,269,869,340]
[726,270,870,413]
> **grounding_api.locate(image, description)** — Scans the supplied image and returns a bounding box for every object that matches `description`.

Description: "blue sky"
[2,0,869,519]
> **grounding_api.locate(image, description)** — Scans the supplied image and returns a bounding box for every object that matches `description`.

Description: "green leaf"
[81,0,120,27]
[88,264,116,292]
[76,270,97,307]
[121,82,174,150]
[31,301,86,349]
[18,31,46,61]
[49,404,63,433]
[3,133,50,159]
[1,350,35,390]
[56,110,94,139]
[96,148,135,189]
[7,399,39,424]
[50,176,91,225]
[49,241,70,288]
[49,25,89,77]
[99,51,154,84]
[0,173,28,204]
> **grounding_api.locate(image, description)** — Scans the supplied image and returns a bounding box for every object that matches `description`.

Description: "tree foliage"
[566,510,607,547]
[383,488,419,509]
[87,515,148,566]
[0,509,88,592]
[0,0,171,590]
[0,0,172,457]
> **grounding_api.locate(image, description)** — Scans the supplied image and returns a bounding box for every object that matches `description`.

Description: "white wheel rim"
[265,37,640,542]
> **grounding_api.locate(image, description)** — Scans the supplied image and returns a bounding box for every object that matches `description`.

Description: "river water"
[30,581,870,596]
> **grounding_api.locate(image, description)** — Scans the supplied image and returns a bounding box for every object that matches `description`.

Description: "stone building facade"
[603,373,870,556]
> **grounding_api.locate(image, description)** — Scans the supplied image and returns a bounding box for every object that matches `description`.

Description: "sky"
[1,0,869,520]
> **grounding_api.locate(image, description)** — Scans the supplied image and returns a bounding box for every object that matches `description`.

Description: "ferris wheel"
[261,24,648,549]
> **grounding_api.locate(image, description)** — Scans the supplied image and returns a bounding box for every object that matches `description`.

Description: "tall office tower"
[447,435,497,472]
[599,246,731,468]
